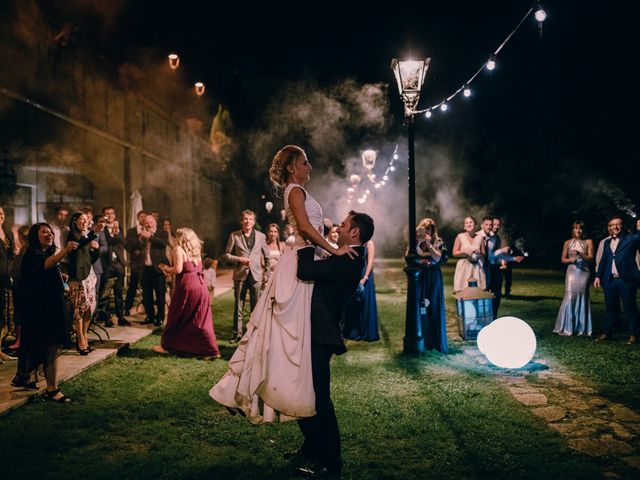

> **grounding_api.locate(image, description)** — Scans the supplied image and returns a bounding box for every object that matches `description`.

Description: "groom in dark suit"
[594,216,640,344]
[292,210,374,478]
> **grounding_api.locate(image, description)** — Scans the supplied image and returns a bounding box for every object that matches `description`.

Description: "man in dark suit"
[124,210,147,316]
[130,214,169,326]
[595,216,640,344]
[486,217,523,318]
[224,209,270,342]
[292,210,374,478]
[96,206,129,327]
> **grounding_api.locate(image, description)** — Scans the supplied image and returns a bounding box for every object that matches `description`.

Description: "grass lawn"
[1,262,639,479]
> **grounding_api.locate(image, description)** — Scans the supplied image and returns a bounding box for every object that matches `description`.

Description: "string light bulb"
[486,55,497,71]
[390,165,396,172]
[440,102,448,112]
[534,3,547,22]
[393,153,399,160]
[463,85,471,97]
[425,110,432,118]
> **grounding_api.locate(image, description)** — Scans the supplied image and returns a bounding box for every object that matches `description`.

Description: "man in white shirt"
[50,206,69,253]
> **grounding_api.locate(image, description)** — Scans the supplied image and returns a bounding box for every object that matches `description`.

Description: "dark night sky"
[33,0,638,257]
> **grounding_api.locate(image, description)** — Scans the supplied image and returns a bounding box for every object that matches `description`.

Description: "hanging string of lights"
[347,145,399,205]
[416,2,547,118]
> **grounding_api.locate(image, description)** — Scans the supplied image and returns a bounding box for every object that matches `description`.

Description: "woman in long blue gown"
[416,218,448,353]
[343,239,379,341]
[553,220,593,336]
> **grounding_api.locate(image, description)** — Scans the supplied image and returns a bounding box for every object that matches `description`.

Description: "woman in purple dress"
[152,228,220,358]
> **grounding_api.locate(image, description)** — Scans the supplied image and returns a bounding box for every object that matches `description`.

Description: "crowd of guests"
[554,216,640,344]
[415,215,524,353]
[1,204,220,401]
[223,209,380,346]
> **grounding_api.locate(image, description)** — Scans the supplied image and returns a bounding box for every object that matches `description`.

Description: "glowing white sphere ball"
[477,317,536,369]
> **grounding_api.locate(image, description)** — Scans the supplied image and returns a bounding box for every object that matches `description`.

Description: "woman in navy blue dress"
[343,239,379,341]
[416,218,448,353]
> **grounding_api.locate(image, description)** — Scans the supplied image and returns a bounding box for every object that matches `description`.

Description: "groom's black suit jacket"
[297,245,365,354]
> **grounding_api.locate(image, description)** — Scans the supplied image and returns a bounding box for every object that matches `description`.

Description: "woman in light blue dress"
[554,220,593,336]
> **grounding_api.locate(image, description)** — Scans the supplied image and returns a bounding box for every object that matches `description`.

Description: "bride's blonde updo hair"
[269,145,306,191]
[175,227,203,264]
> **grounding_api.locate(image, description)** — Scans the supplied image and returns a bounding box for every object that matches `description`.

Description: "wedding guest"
[415,218,448,352]
[343,238,379,342]
[202,257,217,312]
[486,217,523,318]
[153,228,220,358]
[135,215,169,326]
[452,216,485,292]
[325,224,339,250]
[92,214,108,297]
[162,218,177,300]
[96,206,128,327]
[265,223,285,278]
[8,225,29,353]
[49,206,69,254]
[224,210,270,342]
[8,226,29,382]
[594,216,640,344]
[11,223,78,401]
[124,210,147,316]
[66,212,104,353]
[554,220,594,336]
[0,206,17,363]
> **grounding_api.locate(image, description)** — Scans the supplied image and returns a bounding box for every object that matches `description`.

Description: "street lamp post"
[391,58,431,355]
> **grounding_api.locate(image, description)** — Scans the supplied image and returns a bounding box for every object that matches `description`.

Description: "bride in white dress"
[209,145,353,424]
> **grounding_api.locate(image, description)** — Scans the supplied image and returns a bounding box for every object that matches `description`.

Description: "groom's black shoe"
[296,463,341,478]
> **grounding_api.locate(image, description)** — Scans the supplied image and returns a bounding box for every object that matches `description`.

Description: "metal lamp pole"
[391,58,430,355]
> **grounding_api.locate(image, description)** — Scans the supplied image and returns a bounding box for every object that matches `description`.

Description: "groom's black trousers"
[297,344,342,470]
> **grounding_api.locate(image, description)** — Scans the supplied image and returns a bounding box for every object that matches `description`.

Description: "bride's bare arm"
[288,187,339,253]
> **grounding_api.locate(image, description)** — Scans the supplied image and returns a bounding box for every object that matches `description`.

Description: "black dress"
[20,247,70,367]
[0,229,15,332]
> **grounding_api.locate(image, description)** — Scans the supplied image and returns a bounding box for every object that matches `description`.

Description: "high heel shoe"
[75,339,91,356]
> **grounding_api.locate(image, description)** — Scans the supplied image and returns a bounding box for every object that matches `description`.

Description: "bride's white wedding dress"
[209,183,323,424]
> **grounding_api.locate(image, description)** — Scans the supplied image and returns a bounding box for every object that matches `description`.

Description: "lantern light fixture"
[391,58,431,116]
[168,53,180,70]
[195,82,205,96]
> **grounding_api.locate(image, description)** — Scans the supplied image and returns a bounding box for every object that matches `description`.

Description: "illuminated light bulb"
[534,5,547,22]
[486,55,496,71]
[195,82,205,96]
[375,183,381,189]
[463,86,471,97]
[168,53,180,70]
[358,197,366,204]
[381,181,386,186]
[347,187,354,193]
[425,110,432,118]
[265,201,273,213]
[478,317,537,369]
[389,165,395,172]
[365,189,370,195]
[393,153,399,160]
[440,103,448,112]
[383,175,388,181]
